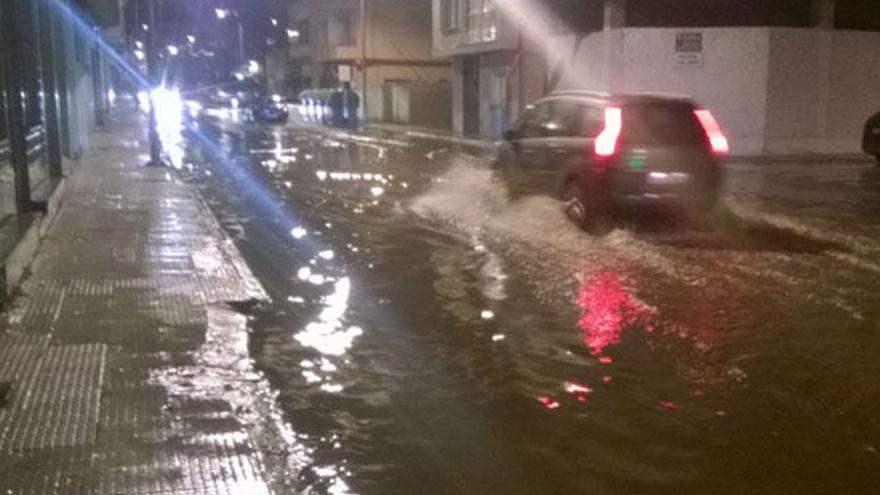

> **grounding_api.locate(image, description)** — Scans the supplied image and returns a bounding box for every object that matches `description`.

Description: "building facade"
[1,0,111,295]
[289,0,451,128]
[434,0,880,154]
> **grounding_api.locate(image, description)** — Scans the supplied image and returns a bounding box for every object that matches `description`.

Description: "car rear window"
[622,103,706,147]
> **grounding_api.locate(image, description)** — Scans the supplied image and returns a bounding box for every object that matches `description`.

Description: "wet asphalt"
[174,110,880,494]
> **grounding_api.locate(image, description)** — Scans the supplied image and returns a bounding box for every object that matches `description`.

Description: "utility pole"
[360,0,367,122]
[145,0,164,167]
[238,20,245,66]
[1,0,31,212]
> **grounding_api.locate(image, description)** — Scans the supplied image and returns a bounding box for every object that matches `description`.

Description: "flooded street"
[176,114,880,494]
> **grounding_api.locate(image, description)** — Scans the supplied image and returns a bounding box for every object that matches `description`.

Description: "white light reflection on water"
[294,277,364,358]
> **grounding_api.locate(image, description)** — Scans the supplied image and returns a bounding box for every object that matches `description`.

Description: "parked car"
[863,111,880,163]
[298,88,335,125]
[495,91,728,233]
[245,97,289,124]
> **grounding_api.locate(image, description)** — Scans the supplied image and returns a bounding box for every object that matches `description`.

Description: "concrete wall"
[765,29,880,153]
[557,28,771,154]
[554,26,880,155]
[828,31,880,146]
[360,64,450,124]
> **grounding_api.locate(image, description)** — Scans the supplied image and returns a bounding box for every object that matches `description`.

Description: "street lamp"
[145,0,165,167]
[360,0,368,121]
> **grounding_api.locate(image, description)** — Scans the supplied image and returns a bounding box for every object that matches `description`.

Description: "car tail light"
[595,107,623,158]
[694,109,729,155]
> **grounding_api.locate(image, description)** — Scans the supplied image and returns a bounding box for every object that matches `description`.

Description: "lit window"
[441,0,460,33]
[466,0,498,43]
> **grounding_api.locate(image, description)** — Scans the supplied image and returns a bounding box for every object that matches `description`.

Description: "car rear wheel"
[562,181,612,235]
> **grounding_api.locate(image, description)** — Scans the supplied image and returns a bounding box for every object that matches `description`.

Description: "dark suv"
[495,91,728,232]
[863,111,880,163]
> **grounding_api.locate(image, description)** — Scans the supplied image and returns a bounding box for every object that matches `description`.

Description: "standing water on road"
[175,115,880,494]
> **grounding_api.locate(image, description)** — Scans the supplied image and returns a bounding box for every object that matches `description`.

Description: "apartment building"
[289,0,451,128]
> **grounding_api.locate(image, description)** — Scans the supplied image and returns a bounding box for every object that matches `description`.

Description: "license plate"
[647,172,691,185]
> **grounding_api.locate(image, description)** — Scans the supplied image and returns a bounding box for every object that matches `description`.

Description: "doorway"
[462,55,480,136]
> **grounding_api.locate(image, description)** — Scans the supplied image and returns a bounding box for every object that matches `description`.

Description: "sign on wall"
[338,65,352,82]
[674,32,704,69]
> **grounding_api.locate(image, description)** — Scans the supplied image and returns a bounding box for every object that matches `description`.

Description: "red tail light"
[694,109,729,155]
[595,107,623,157]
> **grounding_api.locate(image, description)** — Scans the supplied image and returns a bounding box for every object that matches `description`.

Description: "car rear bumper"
[607,169,721,211]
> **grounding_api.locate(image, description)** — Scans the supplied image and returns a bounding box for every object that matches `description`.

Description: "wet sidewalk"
[0,105,294,494]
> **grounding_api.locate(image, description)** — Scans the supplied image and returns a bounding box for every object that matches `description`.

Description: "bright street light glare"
[186,35,196,44]
[271,18,278,26]
[215,8,228,19]
[134,49,145,61]
[248,60,260,75]
[167,45,179,56]
[134,40,143,49]
[287,29,299,39]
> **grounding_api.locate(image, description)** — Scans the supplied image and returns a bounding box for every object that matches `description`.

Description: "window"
[441,0,460,33]
[549,102,604,138]
[518,101,552,139]
[466,0,497,43]
[622,104,706,146]
[21,1,42,128]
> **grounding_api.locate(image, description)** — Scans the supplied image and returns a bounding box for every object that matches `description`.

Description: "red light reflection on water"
[564,381,593,395]
[537,396,561,410]
[576,271,655,357]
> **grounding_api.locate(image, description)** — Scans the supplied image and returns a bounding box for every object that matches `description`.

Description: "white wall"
[764,29,880,153]
[827,31,880,148]
[556,26,880,155]
[557,28,771,155]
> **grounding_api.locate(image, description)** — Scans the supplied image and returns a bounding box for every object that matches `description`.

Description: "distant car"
[863,111,880,163]
[495,91,728,233]
[245,98,289,124]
